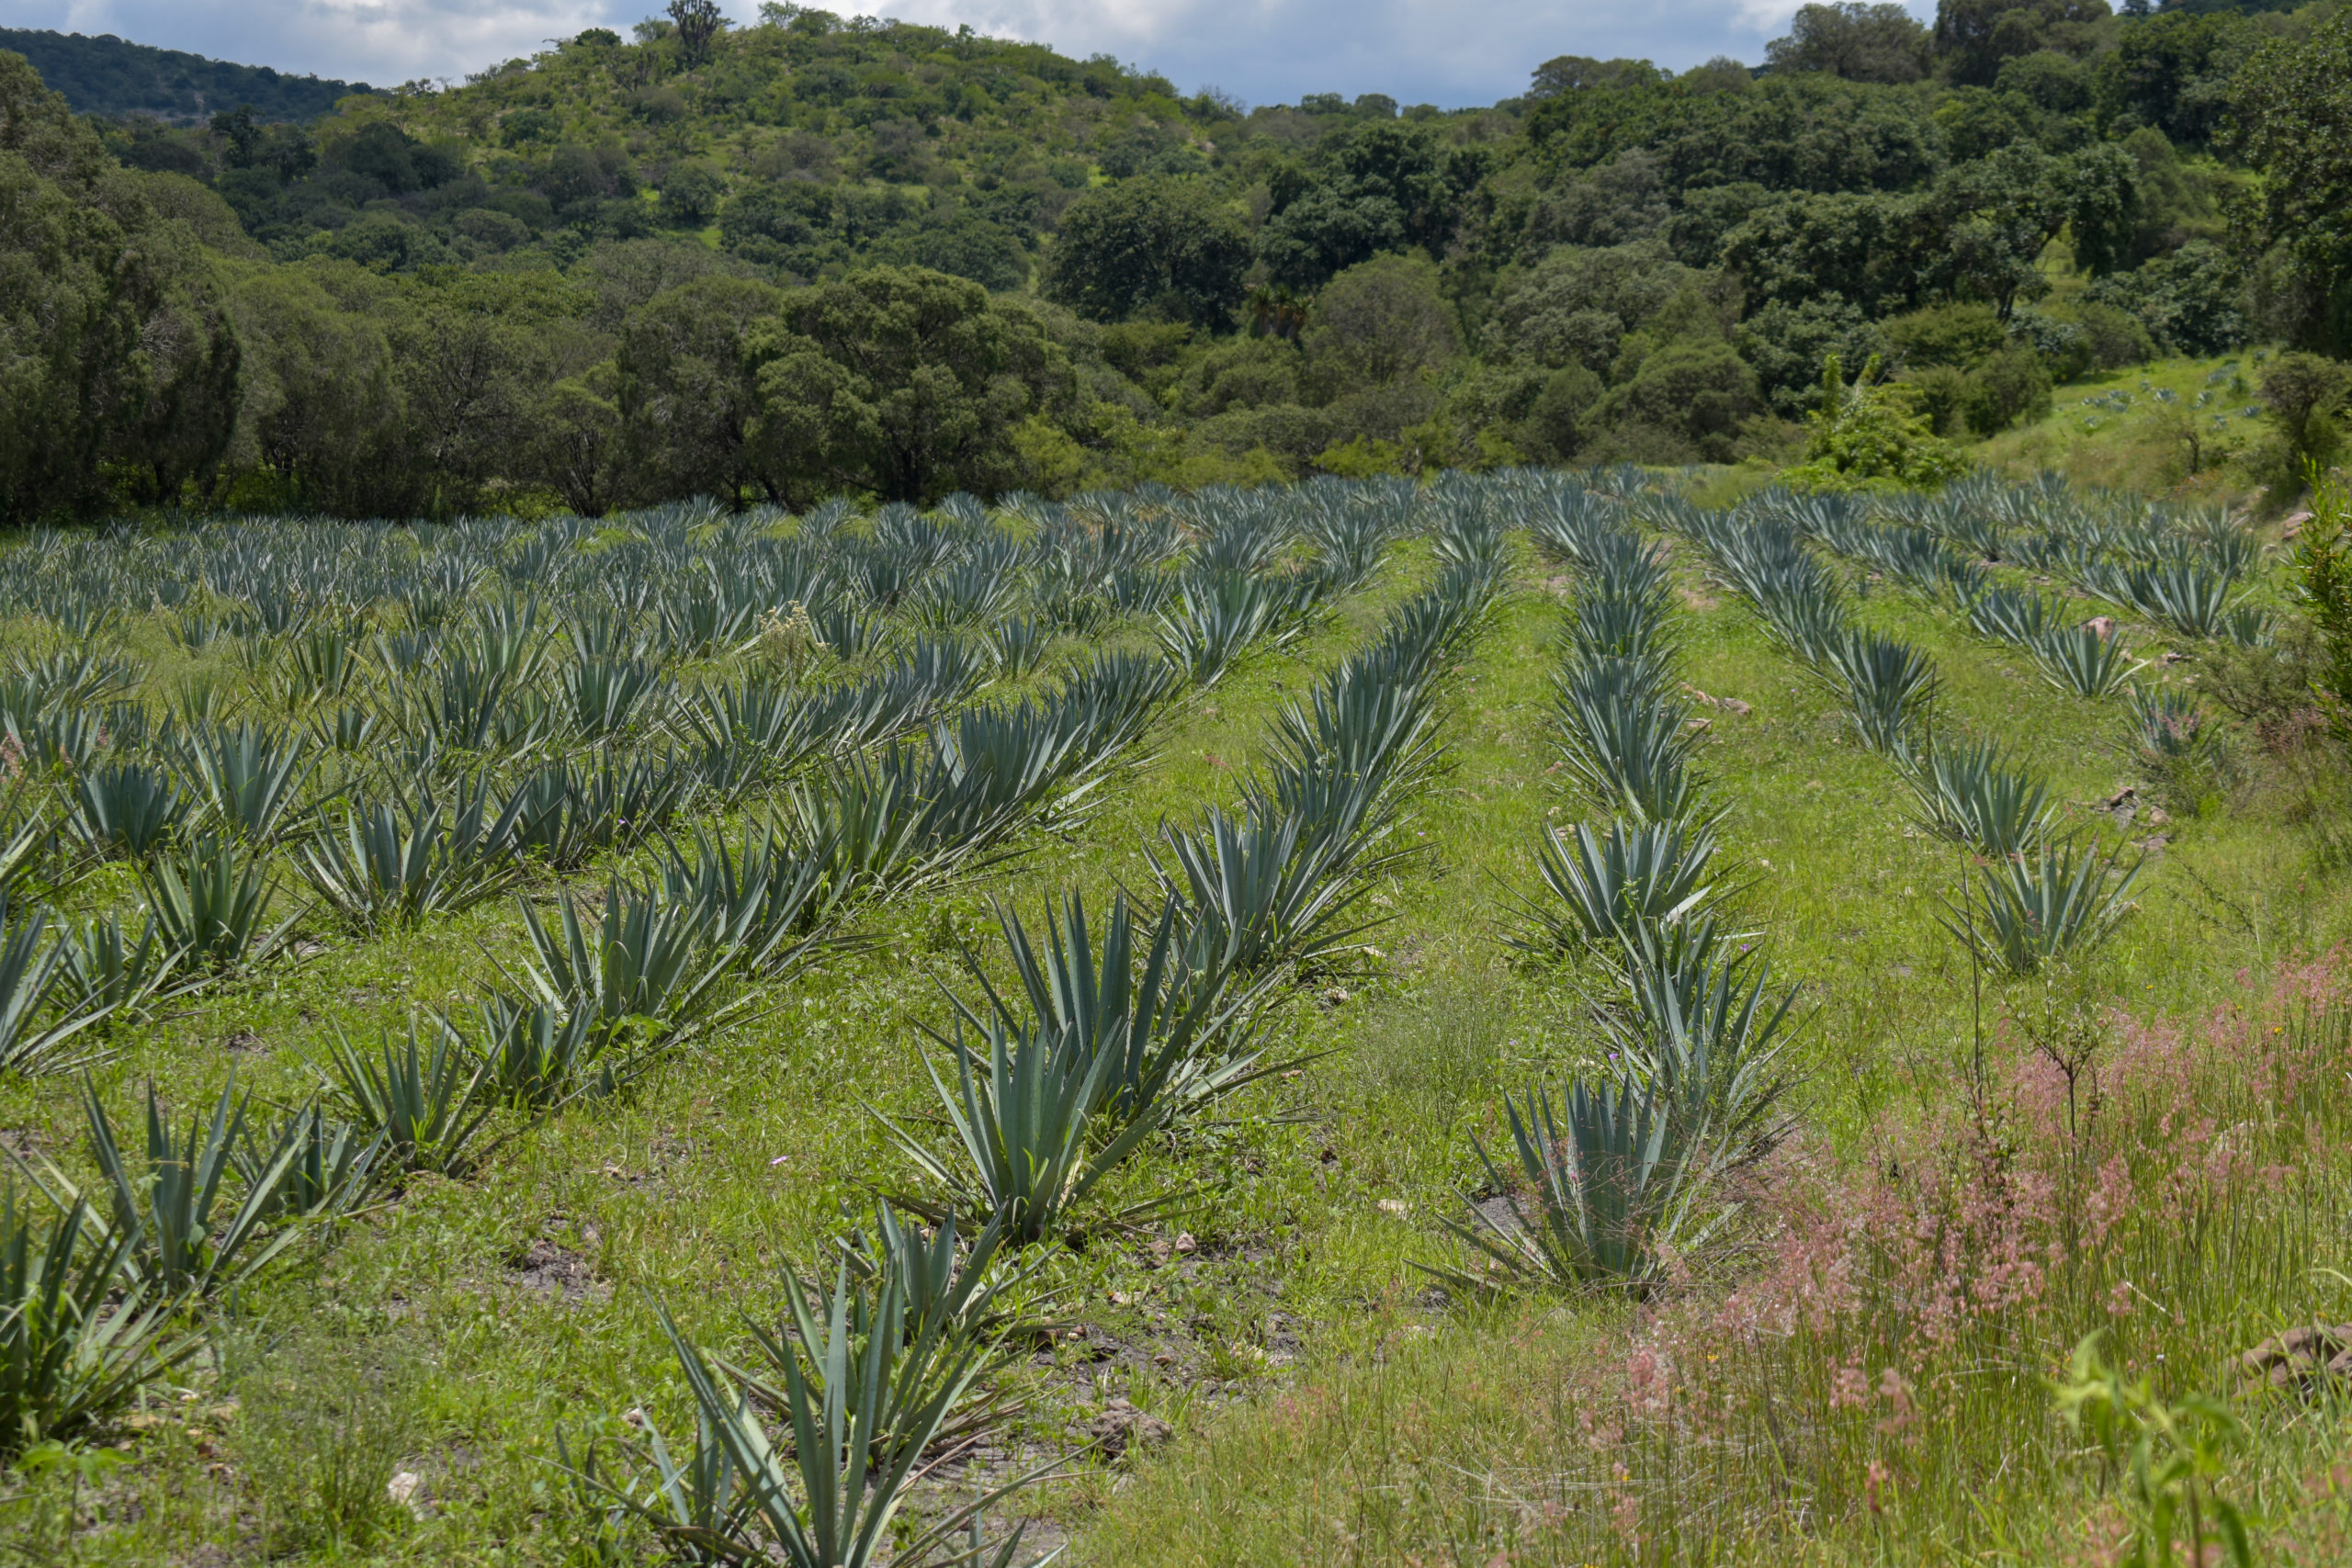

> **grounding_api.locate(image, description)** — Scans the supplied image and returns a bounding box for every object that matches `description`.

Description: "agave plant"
[503,755,696,872]
[277,622,365,708]
[658,820,850,982]
[1429,1077,1722,1296]
[1509,818,1727,961]
[566,1270,1044,1568]
[177,721,312,841]
[739,1206,1027,1469]
[562,656,671,741]
[950,890,1259,1133]
[53,912,185,1021]
[1898,740,2057,858]
[1147,807,1376,980]
[882,1009,1176,1248]
[1826,630,1939,752]
[506,878,744,1044]
[68,761,189,860]
[232,1102,380,1223]
[1552,658,1705,825]
[1157,570,1294,686]
[6,707,108,773]
[2030,623,2139,698]
[681,674,826,803]
[2123,683,2238,805]
[0,1196,202,1459]
[1966,586,2058,645]
[0,903,118,1076]
[1940,839,2145,977]
[141,831,293,973]
[461,992,617,1110]
[18,1078,311,1301]
[299,781,527,930]
[981,615,1056,681]
[326,1018,498,1177]
[1608,940,1802,1175]
[307,701,380,753]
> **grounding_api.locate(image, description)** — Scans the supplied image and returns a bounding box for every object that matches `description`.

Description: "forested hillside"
[6,0,2352,524]
[0,28,372,123]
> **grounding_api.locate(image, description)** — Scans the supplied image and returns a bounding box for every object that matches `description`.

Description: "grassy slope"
[1,519,2347,1562]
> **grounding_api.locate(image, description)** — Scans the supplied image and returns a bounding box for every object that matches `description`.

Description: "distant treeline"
[0,28,371,123]
[6,0,2352,525]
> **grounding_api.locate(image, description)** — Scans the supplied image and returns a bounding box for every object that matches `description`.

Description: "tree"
[2094,9,2253,149]
[1488,240,1697,373]
[2225,13,2352,355]
[1589,339,1762,462]
[0,53,241,521]
[616,273,786,505]
[2256,352,2351,471]
[1934,0,2110,88]
[218,260,415,517]
[1766,4,1930,84]
[1044,178,1250,326]
[1300,255,1461,398]
[1527,57,1663,98]
[667,0,729,65]
[1782,355,1971,491]
[747,266,1074,503]
[657,163,725,228]
[1721,191,1932,318]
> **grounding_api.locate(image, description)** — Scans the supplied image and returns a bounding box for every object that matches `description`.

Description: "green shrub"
[1781,355,1971,491]
[1884,302,2006,369]
[1960,344,2053,435]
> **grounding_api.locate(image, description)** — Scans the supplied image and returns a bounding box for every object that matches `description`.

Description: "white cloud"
[14,0,615,86]
[7,0,1928,104]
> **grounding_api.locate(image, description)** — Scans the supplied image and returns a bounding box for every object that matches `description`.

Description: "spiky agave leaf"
[1897,739,2058,859]
[68,761,190,861]
[2030,623,2140,698]
[141,831,295,973]
[0,1195,204,1459]
[1507,817,1727,962]
[1429,1078,1724,1297]
[14,1077,309,1302]
[1939,839,2145,977]
[325,1017,498,1178]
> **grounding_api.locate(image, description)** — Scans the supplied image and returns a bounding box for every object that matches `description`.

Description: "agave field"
[0,467,2345,1566]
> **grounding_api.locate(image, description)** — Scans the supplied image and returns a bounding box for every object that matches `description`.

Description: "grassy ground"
[1976,351,2275,505]
[4,507,2349,1566]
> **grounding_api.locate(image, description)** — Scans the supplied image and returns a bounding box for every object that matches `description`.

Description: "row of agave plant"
[559,519,1510,1567]
[1854,469,2271,645]
[1425,479,1800,1298]
[0,480,1436,650]
[1746,482,2269,688]
[1649,493,2143,980]
[0,479,1456,1069]
[0,488,1466,1470]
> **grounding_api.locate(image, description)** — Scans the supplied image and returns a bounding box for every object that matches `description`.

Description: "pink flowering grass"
[1125,955,2352,1566]
[1488,952,2352,1561]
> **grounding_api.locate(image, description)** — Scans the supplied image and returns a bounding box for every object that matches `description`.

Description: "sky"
[3,0,1932,106]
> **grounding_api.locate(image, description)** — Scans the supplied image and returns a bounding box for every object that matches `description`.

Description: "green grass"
[0,508,2346,1567]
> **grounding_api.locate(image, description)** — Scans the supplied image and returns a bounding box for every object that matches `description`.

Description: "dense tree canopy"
[0,0,2341,515]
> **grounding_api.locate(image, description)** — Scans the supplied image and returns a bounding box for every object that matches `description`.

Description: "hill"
[3,0,2351,525]
[0,27,373,123]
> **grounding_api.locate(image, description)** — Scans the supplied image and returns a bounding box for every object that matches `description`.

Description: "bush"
[1883,302,2006,369]
[1903,365,1970,436]
[1735,296,1889,415]
[1782,354,1971,491]
[1960,345,2052,435]
[2082,241,2248,356]
[1588,339,1761,463]
[1300,254,1461,400]
[2258,351,2352,471]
